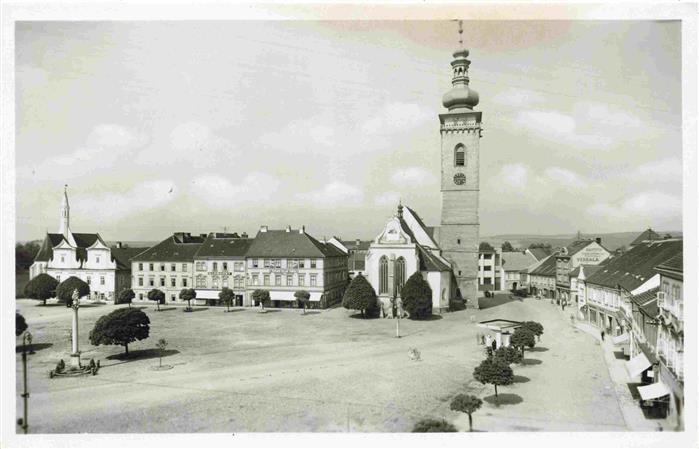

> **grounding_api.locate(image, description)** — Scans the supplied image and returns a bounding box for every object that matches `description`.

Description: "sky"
[15,20,683,242]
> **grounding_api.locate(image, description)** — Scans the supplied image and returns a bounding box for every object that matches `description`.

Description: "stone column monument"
[70,289,81,368]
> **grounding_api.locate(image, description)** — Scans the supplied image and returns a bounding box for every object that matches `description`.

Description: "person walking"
[600,329,605,341]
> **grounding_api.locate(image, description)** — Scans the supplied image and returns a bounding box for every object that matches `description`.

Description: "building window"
[171,264,176,272]
[171,278,176,287]
[252,259,259,268]
[61,256,65,263]
[395,257,406,291]
[182,263,188,271]
[149,278,154,287]
[139,263,143,271]
[455,144,465,166]
[100,276,105,285]
[275,274,281,286]
[222,277,228,288]
[96,256,100,264]
[138,277,143,286]
[234,262,244,272]
[182,278,188,287]
[213,262,218,272]
[299,259,306,268]
[457,239,461,245]
[196,261,206,271]
[171,295,176,302]
[311,259,317,269]
[212,277,219,289]
[287,274,294,286]
[56,275,60,282]
[160,264,165,271]
[379,256,388,294]
[149,263,154,271]
[299,274,305,286]
[310,274,317,287]
[252,274,259,286]
[263,274,270,286]
[196,276,206,288]
[222,262,228,272]
[139,293,143,300]
[86,276,91,285]
[160,278,165,287]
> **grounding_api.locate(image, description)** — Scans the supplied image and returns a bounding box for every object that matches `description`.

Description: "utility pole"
[18,332,32,434]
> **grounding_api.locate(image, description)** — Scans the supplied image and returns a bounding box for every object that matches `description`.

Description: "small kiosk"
[477,319,523,348]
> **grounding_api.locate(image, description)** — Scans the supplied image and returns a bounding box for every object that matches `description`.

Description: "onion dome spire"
[442,20,479,111]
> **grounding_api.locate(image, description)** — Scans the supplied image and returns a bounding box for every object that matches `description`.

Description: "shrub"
[89,308,150,355]
[117,288,135,307]
[16,312,28,337]
[219,287,235,311]
[179,288,197,310]
[147,289,165,311]
[511,327,536,356]
[341,274,377,318]
[55,276,90,307]
[450,394,483,432]
[473,357,514,399]
[294,290,311,313]
[521,321,544,339]
[24,273,58,305]
[400,272,432,319]
[412,418,457,432]
[493,345,523,365]
[252,289,271,308]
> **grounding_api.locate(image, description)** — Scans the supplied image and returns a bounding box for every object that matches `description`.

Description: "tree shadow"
[483,393,523,406]
[301,311,322,315]
[224,309,246,313]
[129,306,149,311]
[528,347,549,352]
[104,348,180,366]
[348,313,379,319]
[521,358,542,366]
[512,375,530,383]
[158,307,177,312]
[411,314,443,321]
[478,294,518,310]
[16,342,53,353]
[189,307,209,313]
[35,303,65,307]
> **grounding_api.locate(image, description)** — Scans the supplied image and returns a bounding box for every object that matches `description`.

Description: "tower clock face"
[453,173,466,185]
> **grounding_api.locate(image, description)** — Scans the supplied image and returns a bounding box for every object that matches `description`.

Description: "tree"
[493,345,523,365]
[117,288,135,308]
[252,289,270,310]
[294,290,311,314]
[521,321,544,341]
[473,357,514,400]
[400,272,433,319]
[450,394,483,432]
[511,327,536,356]
[55,276,90,307]
[88,308,150,355]
[219,287,235,312]
[412,418,457,432]
[148,289,165,311]
[16,312,28,337]
[501,241,515,252]
[479,241,495,251]
[179,288,197,311]
[15,241,41,270]
[24,273,58,305]
[341,273,377,318]
[528,242,552,250]
[156,338,168,367]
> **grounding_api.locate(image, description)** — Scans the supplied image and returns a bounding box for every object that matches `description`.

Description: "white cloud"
[499,163,528,189]
[512,109,611,149]
[587,191,681,220]
[544,167,586,188]
[636,158,682,179]
[295,181,364,207]
[390,167,436,188]
[73,180,178,220]
[361,102,434,135]
[374,191,401,207]
[492,88,547,108]
[583,103,642,129]
[189,172,281,207]
[257,118,338,153]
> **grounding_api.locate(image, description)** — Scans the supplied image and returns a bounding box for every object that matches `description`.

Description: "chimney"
[285,225,291,233]
[260,225,268,233]
[116,241,122,249]
[241,232,248,238]
[299,225,305,234]
[595,237,602,245]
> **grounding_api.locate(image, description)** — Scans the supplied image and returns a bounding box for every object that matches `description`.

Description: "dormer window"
[96,256,100,264]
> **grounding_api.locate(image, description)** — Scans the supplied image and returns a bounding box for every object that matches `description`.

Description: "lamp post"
[70,289,81,368]
[394,296,402,338]
[18,331,32,434]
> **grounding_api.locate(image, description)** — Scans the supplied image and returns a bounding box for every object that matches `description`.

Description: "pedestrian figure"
[491,339,497,351]
[480,333,485,345]
[601,330,605,341]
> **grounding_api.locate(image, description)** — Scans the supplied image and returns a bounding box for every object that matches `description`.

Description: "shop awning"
[626,352,652,378]
[195,289,219,299]
[309,292,322,302]
[269,291,296,301]
[637,382,671,401]
[612,333,630,345]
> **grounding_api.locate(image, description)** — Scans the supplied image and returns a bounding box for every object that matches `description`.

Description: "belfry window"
[379,256,389,294]
[455,144,465,167]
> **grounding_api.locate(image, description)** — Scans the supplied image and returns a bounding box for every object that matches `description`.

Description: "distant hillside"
[481,231,682,252]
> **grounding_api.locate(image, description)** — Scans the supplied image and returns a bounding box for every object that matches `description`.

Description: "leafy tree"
[400,272,433,319]
[147,289,165,311]
[450,394,483,432]
[511,327,536,356]
[179,288,197,311]
[341,273,377,318]
[521,321,544,340]
[156,338,168,367]
[501,241,515,252]
[16,312,28,337]
[479,241,495,251]
[15,241,41,270]
[252,289,270,310]
[528,242,552,250]
[493,345,523,365]
[56,276,90,307]
[117,288,135,308]
[412,418,457,433]
[88,308,150,355]
[24,273,58,305]
[294,290,311,314]
[473,357,514,399]
[219,287,235,312]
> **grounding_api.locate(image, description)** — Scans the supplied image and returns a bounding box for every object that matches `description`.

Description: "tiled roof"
[397,215,450,272]
[33,232,103,263]
[630,228,661,246]
[194,233,253,258]
[586,239,682,291]
[655,253,683,273]
[529,254,557,276]
[341,240,372,251]
[111,247,149,270]
[131,233,207,262]
[33,234,65,262]
[246,229,345,258]
[528,247,552,261]
[501,251,538,272]
[630,287,660,317]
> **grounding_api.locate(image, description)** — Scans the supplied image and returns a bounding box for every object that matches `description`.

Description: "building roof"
[528,247,553,261]
[630,228,662,246]
[33,232,104,263]
[569,264,604,279]
[341,239,372,251]
[111,247,149,270]
[529,254,557,276]
[655,253,683,273]
[194,233,253,258]
[630,286,660,317]
[397,213,450,272]
[246,229,346,258]
[501,251,538,272]
[585,239,682,291]
[130,233,207,262]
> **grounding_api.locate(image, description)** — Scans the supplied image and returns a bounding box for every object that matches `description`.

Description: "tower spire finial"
[458,19,463,48]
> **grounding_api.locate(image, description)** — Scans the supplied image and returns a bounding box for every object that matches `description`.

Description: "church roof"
[33,232,103,263]
[396,210,451,272]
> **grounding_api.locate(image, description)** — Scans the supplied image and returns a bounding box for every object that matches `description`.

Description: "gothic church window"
[455,144,465,166]
[379,256,389,294]
[395,257,406,292]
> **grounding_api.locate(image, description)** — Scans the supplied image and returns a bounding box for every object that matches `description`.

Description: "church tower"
[438,30,482,305]
[58,184,73,242]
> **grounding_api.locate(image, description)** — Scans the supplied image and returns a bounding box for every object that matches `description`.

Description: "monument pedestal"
[70,352,81,369]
